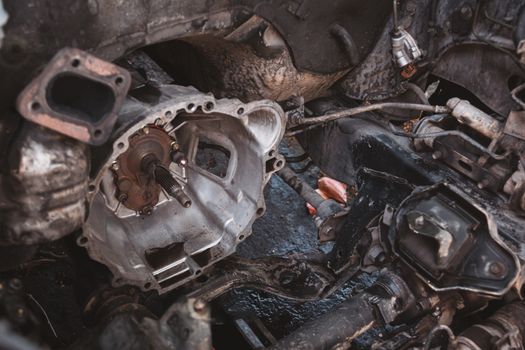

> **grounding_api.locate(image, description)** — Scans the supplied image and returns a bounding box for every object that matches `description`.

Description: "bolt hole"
[195,270,202,275]
[71,58,80,67]
[94,129,102,138]
[144,282,152,289]
[237,107,244,115]
[31,101,41,111]
[275,160,284,168]
[117,142,125,149]
[115,76,124,85]
[88,184,96,192]
[204,102,214,111]
[269,150,276,157]
[187,103,195,111]
[239,235,245,241]
[165,110,172,117]
[256,208,264,216]
[79,236,88,245]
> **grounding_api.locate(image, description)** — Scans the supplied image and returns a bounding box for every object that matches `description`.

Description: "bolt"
[154,165,192,208]
[171,142,179,151]
[117,193,128,203]
[111,162,120,171]
[193,299,206,312]
[142,126,150,134]
[414,215,425,229]
[142,206,153,216]
[432,151,442,160]
[488,261,506,277]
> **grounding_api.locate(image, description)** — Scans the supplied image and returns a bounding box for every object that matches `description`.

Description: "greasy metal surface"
[255,0,391,74]
[391,184,520,296]
[146,35,347,103]
[82,85,286,294]
[16,48,131,145]
[0,123,88,245]
[113,126,173,212]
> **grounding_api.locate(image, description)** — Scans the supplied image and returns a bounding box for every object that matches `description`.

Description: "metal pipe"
[297,103,450,126]
[277,166,325,209]
[455,302,525,349]
[277,166,342,221]
[268,291,378,350]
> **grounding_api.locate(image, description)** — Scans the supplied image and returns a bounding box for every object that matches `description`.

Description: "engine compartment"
[1,0,525,349]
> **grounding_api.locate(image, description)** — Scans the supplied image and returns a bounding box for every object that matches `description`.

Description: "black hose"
[268,292,378,350]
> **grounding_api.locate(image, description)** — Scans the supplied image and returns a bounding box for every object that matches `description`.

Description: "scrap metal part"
[16,48,131,145]
[0,123,88,246]
[81,85,285,294]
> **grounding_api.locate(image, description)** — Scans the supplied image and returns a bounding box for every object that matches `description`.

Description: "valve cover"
[81,85,285,293]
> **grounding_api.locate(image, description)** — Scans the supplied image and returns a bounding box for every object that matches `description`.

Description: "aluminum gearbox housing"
[81,85,286,293]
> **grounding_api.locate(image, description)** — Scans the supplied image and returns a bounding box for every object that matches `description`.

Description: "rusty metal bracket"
[16,48,131,145]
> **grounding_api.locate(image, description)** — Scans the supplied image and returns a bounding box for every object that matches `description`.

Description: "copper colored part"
[318,177,348,204]
[307,177,348,216]
[306,189,329,216]
[400,63,417,79]
[16,47,131,145]
[114,126,173,213]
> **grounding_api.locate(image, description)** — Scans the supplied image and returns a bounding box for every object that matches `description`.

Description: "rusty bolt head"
[171,142,179,151]
[111,162,120,171]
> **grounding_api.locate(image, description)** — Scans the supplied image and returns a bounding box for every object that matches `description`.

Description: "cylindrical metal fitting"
[447,98,503,139]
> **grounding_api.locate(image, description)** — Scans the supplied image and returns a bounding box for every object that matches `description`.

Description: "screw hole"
[204,102,214,111]
[115,76,124,85]
[165,110,172,117]
[79,236,88,245]
[237,107,244,115]
[187,103,195,111]
[94,129,102,138]
[88,184,96,192]
[117,142,125,149]
[31,101,41,111]
[269,150,276,157]
[275,160,284,168]
[239,235,245,240]
[256,208,264,216]
[144,282,152,289]
[195,270,202,275]
[71,59,80,67]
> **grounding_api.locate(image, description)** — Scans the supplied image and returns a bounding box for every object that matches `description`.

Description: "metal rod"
[297,103,450,126]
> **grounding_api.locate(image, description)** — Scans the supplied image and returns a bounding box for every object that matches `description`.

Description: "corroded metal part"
[81,85,285,293]
[113,126,173,213]
[16,48,131,145]
[0,123,89,245]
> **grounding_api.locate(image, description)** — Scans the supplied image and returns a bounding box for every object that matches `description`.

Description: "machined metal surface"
[81,85,286,293]
[16,48,131,145]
